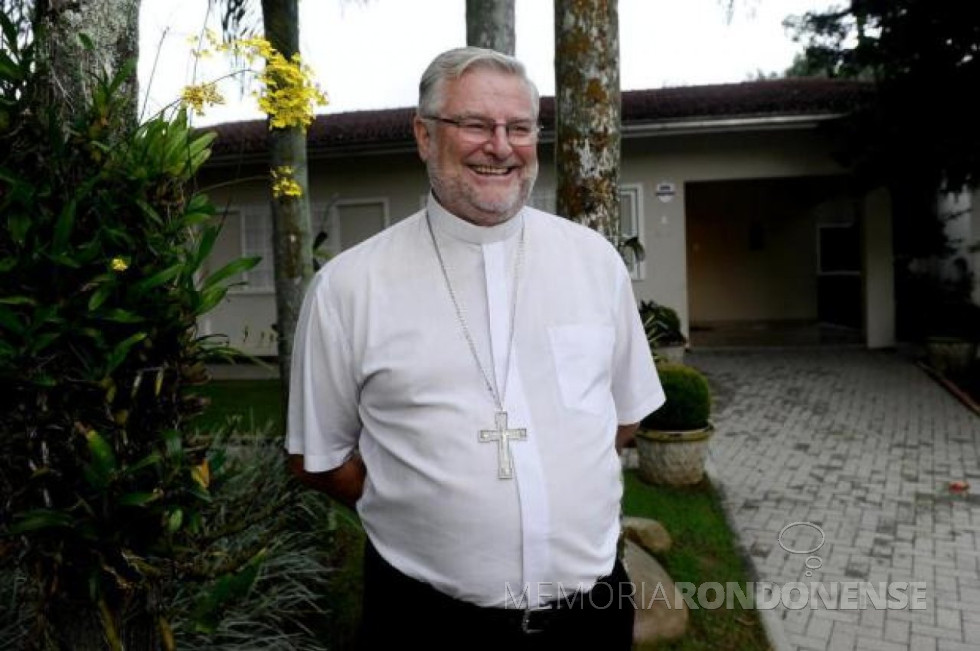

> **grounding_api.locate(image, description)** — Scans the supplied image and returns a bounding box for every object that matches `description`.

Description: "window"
[619,184,644,280]
[314,199,390,261]
[329,199,389,254]
[240,207,274,291]
[531,186,645,279]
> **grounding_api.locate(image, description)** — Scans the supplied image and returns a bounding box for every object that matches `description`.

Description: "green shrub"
[0,21,261,646]
[642,363,711,430]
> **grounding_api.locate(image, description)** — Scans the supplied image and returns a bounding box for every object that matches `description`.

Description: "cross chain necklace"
[425,211,527,480]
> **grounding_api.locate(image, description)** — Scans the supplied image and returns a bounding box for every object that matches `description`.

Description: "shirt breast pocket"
[548,324,615,417]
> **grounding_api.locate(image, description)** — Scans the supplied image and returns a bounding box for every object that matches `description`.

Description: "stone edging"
[917,362,980,417]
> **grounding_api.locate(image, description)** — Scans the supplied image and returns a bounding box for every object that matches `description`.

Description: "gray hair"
[417,47,540,118]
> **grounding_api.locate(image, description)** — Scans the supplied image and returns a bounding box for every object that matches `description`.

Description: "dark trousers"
[358,539,634,651]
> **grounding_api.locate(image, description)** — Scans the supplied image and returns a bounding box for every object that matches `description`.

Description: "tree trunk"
[31,0,140,131]
[260,0,314,407]
[24,3,156,649]
[466,0,515,54]
[554,0,621,239]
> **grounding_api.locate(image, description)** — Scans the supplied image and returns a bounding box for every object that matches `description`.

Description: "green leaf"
[135,198,163,226]
[0,296,35,306]
[29,307,60,332]
[0,12,19,54]
[52,198,76,252]
[77,32,94,50]
[121,451,162,477]
[201,256,260,290]
[88,284,113,311]
[106,332,147,373]
[186,193,212,214]
[186,148,212,176]
[134,265,182,293]
[29,332,60,354]
[0,51,20,82]
[7,212,30,246]
[107,58,138,96]
[0,305,25,335]
[188,226,220,274]
[179,211,215,228]
[167,508,184,533]
[84,428,117,479]
[0,340,16,358]
[187,131,217,158]
[80,327,105,343]
[47,253,81,268]
[118,491,161,507]
[8,510,74,534]
[191,549,267,634]
[162,429,182,458]
[196,286,227,315]
[102,309,144,324]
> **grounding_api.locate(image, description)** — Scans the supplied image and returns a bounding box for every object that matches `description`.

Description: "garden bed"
[197,381,769,650]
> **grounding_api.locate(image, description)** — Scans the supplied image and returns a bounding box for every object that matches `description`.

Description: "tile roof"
[206,77,872,161]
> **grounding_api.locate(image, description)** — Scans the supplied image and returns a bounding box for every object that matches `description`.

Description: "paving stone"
[692,349,980,651]
[937,641,980,651]
[855,636,913,651]
[910,634,938,651]
[807,612,834,640]
[883,618,910,644]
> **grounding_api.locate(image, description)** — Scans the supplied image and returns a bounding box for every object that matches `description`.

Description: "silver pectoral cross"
[479,411,527,480]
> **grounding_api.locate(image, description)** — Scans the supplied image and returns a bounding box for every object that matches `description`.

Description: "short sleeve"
[609,264,665,425]
[285,270,361,472]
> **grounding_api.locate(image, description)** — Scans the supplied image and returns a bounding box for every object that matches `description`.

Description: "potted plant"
[639,300,687,363]
[635,362,713,486]
[925,300,980,375]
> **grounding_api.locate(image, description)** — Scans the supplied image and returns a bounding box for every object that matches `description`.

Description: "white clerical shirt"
[287,195,665,607]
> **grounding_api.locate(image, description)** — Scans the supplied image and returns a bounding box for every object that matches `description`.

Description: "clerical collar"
[426,193,524,245]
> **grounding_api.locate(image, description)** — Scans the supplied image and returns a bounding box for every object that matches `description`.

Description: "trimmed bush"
[642,363,711,430]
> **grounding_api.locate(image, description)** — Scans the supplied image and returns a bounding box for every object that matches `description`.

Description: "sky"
[138,0,837,127]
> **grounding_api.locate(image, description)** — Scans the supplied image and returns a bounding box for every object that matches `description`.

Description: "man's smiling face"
[414,68,539,227]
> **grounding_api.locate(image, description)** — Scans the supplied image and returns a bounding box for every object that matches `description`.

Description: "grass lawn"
[623,472,771,650]
[189,379,283,434]
[197,380,770,650]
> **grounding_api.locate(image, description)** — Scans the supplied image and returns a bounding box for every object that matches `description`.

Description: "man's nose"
[482,124,514,156]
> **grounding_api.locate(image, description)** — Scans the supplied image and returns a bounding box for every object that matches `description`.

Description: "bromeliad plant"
[0,17,260,649]
[639,300,688,348]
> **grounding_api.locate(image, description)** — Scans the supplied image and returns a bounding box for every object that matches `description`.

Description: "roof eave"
[620,112,844,138]
[204,111,845,167]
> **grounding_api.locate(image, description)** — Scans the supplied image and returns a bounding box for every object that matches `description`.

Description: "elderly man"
[286,47,664,649]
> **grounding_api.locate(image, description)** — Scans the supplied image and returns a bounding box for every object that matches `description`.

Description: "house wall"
[864,188,896,348]
[973,188,980,305]
[198,152,428,355]
[199,125,864,356]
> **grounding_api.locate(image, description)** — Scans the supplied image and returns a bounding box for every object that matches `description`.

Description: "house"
[197,77,898,358]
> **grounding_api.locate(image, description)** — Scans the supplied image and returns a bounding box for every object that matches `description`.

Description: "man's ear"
[413,115,431,162]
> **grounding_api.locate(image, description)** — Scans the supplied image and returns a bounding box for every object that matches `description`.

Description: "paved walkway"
[691,348,980,651]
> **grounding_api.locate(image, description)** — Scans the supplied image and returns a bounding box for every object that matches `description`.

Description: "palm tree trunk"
[554,0,621,239]
[260,0,314,407]
[466,0,515,54]
[31,0,140,132]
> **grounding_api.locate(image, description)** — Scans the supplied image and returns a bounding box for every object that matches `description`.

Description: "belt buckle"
[520,606,550,634]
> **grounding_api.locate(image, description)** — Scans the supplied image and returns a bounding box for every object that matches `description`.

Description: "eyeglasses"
[423,116,540,145]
